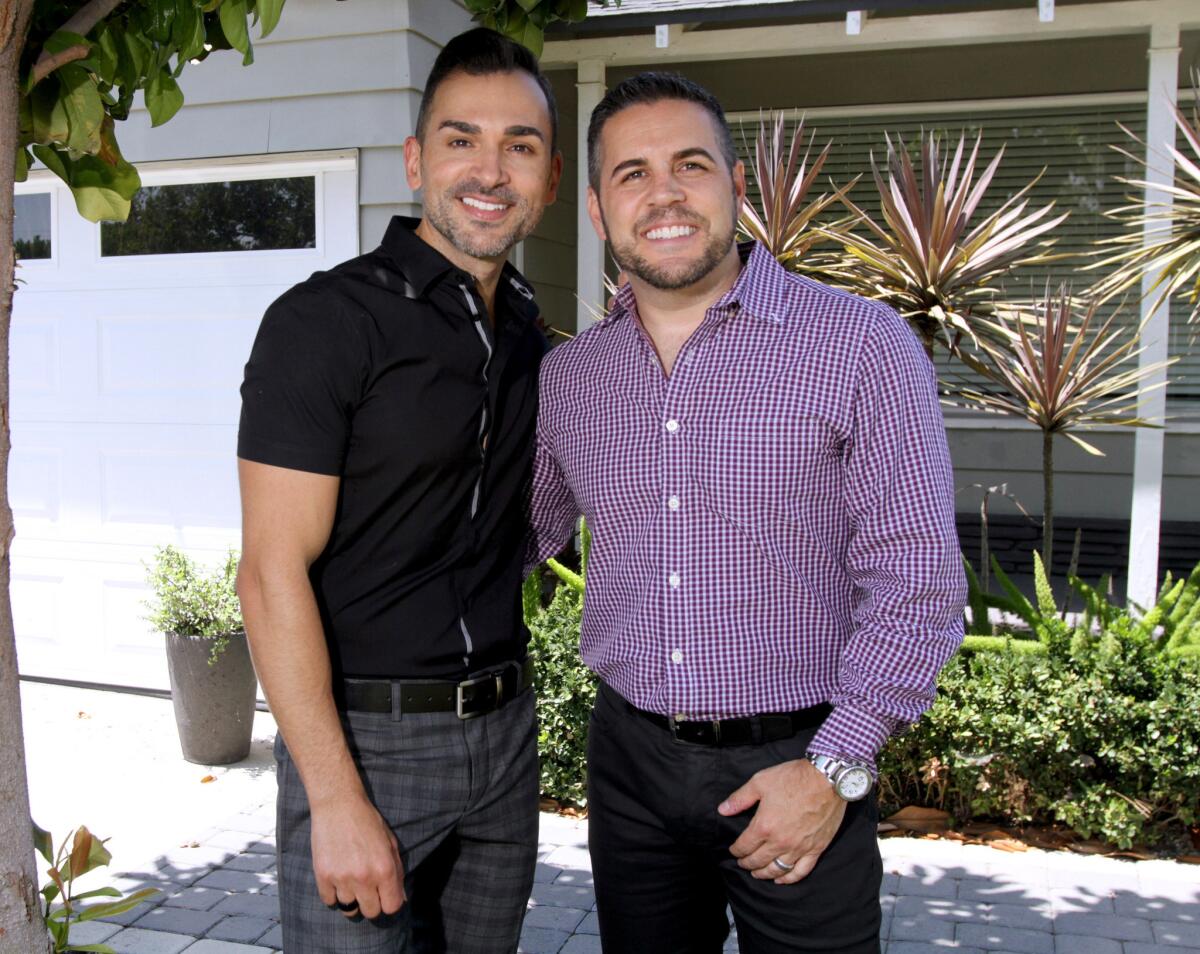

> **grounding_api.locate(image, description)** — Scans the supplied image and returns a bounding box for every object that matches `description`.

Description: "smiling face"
[405,69,561,266]
[587,99,745,292]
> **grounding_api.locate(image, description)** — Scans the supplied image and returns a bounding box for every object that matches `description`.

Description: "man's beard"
[606,204,737,291]
[423,178,539,260]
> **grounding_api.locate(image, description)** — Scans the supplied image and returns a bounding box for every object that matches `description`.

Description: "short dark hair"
[587,72,737,191]
[416,28,559,153]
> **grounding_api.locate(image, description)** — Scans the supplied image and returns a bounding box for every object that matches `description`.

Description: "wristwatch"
[807,753,874,802]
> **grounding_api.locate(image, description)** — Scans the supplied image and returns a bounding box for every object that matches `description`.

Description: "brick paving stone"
[204,830,267,851]
[1126,946,1200,954]
[894,896,987,923]
[955,923,1053,954]
[576,912,600,935]
[542,845,592,869]
[223,853,277,873]
[518,925,570,953]
[257,924,283,949]
[184,941,274,953]
[1053,912,1154,941]
[197,869,273,892]
[67,920,122,946]
[260,881,280,897]
[530,882,595,909]
[163,885,234,911]
[243,838,276,854]
[1156,920,1200,947]
[534,862,561,884]
[538,814,589,849]
[132,904,225,935]
[205,915,275,942]
[560,935,603,954]
[106,927,195,954]
[99,901,161,926]
[1046,887,1115,914]
[958,878,1043,906]
[886,943,984,953]
[212,892,281,919]
[1053,935,1122,954]
[1114,890,1199,921]
[523,904,587,932]
[890,913,957,942]
[552,866,594,887]
[983,901,1053,931]
[897,875,959,899]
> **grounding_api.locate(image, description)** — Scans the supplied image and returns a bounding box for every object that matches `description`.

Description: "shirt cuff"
[807,704,897,773]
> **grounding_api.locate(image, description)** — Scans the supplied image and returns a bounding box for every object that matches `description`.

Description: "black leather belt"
[339,658,534,720]
[625,695,832,747]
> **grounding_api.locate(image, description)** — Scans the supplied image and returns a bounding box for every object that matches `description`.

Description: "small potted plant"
[145,545,257,765]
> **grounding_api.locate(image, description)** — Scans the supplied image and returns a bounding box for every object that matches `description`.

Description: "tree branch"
[29,0,126,87]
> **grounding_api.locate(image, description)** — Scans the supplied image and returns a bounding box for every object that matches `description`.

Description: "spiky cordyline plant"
[1087,93,1200,325]
[737,112,857,272]
[818,131,1069,357]
[953,285,1174,570]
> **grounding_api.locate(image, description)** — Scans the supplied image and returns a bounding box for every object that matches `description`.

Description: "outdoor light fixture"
[1038,0,1054,21]
[655,24,669,48]
[846,10,865,34]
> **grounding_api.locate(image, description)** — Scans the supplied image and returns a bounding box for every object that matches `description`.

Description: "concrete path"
[22,683,1200,954]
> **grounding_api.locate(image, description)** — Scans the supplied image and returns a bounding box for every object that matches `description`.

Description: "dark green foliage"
[527,584,595,807]
[879,623,1200,849]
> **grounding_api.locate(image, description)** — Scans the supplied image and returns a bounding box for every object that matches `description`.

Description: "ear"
[544,150,564,205]
[732,158,747,209]
[586,186,607,242]
[403,136,423,191]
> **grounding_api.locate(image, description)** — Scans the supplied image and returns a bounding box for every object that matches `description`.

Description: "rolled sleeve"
[522,354,581,576]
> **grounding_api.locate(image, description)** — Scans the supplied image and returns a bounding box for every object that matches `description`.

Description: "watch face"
[837,767,873,801]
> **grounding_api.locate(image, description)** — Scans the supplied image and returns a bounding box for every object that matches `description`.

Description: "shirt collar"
[378,216,538,322]
[606,240,789,326]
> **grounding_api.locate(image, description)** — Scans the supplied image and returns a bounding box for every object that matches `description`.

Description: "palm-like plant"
[1087,95,1200,325]
[819,131,1069,357]
[953,285,1175,569]
[737,112,857,273]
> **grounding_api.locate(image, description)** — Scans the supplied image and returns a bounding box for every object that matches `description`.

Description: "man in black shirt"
[236,28,561,954]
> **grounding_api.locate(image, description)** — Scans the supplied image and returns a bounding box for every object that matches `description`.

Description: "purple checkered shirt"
[526,243,966,768]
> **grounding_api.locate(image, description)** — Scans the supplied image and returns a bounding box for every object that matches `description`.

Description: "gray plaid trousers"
[275,690,539,953]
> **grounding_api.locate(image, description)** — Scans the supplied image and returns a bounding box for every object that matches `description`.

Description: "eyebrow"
[438,119,545,142]
[609,147,718,180]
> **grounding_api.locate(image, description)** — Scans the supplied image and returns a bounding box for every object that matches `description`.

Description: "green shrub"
[527,583,595,807]
[144,545,242,663]
[879,620,1200,849]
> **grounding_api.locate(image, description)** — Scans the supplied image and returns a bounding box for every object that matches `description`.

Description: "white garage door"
[11,151,359,690]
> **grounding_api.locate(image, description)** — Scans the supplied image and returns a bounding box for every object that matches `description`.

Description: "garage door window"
[14,193,51,260]
[100,175,316,256]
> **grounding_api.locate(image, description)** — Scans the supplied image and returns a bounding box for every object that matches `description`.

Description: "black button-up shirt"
[238,217,546,678]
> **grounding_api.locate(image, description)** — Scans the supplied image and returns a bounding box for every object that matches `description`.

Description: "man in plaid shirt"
[526,72,967,954]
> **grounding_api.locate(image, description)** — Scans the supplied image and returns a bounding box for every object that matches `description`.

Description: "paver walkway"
[67,802,1200,954]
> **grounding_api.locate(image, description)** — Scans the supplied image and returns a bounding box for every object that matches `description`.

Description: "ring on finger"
[335,899,359,913]
[771,857,795,873]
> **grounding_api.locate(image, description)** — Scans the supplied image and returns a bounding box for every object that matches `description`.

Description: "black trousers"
[587,683,882,954]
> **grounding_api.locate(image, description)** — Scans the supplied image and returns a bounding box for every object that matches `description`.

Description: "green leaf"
[31,76,70,145]
[59,65,105,154]
[15,144,31,181]
[255,0,286,37]
[94,24,121,86]
[218,0,254,64]
[119,30,152,88]
[172,1,206,63]
[516,0,540,11]
[145,69,184,127]
[33,820,54,864]
[33,144,140,223]
[546,558,584,593]
[71,887,122,902]
[76,887,160,922]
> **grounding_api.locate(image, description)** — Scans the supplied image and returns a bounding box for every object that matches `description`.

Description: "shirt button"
[668,572,681,589]
[665,419,680,433]
[670,649,683,664]
[667,495,680,511]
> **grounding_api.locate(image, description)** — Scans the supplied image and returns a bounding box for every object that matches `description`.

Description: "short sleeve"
[237,286,367,476]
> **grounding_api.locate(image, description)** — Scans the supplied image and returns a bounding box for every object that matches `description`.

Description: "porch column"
[576,58,606,331]
[1127,21,1180,607]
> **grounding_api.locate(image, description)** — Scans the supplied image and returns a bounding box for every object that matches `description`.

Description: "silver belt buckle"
[456,671,504,720]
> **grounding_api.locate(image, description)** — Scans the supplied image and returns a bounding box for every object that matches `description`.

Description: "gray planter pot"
[165,631,258,765]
